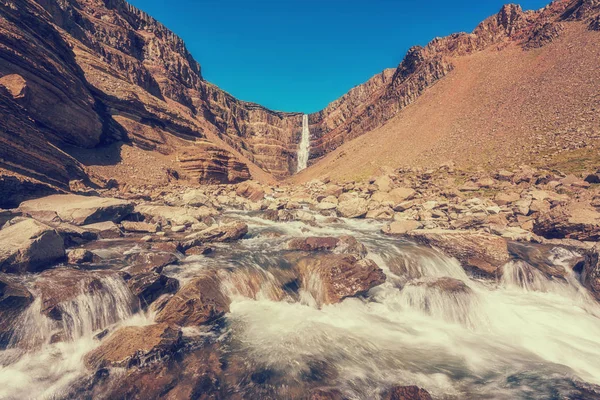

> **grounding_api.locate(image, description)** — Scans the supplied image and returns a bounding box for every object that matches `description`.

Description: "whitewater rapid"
[297,114,310,172]
[1,209,600,399]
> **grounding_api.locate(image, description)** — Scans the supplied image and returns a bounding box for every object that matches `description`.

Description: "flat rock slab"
[19,195,133,226]
[0,218,65,273]
[406,229,510,277]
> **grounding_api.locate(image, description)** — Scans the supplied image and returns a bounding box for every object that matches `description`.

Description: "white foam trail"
[297,114,310,172]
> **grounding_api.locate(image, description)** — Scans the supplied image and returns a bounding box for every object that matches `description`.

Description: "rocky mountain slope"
[0,0,599,205]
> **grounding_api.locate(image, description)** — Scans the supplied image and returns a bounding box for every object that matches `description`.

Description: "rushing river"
[1,208,600,399]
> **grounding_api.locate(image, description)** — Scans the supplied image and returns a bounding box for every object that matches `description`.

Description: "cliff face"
[0,0,599,194]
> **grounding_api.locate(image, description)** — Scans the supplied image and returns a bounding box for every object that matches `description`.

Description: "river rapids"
[1,208,600,399]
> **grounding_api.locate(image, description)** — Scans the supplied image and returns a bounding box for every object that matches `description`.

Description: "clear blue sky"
[127,0,550,113]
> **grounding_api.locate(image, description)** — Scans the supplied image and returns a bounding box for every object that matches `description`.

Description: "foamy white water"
[297,114,310,172]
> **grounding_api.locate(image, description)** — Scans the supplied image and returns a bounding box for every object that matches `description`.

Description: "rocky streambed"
[1,165,600,399]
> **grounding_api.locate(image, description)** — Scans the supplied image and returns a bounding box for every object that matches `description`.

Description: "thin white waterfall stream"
[297,114,310,172]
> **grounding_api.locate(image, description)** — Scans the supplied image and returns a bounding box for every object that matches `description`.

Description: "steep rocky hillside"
[302,0,600,169]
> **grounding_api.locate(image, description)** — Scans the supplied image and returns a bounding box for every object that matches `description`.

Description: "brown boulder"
[82,221,123,239]
[406,229,510,276]
[382,386,433,400]
[0,218,65,273]
[19,195,133,226]
[382,220,422,235]
[124,252,179,275]
[126,272,179,308]
[155,274,230,326]
[296,254,386,305]
[84,323,182,370]
[236,181,265,202]
[67,249,96,264]
[337,198,369,218]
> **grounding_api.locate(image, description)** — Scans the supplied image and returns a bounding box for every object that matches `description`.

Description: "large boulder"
[84,323,182,370]
[406,229,510,276]
[19,195,133,226]
[155,274,230,326]
[337,198,369,218]
[0,273,34,347]
[0,218,65,273]
[296,254,386,305]
[534,201,600,241]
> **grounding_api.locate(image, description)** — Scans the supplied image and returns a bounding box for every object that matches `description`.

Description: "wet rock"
[34,268,135,320]
[185,245,214,256]
[19,195,133,226]
[84,323,182,370]
[67,249,96,264]
[296,254,386,305]
[337,198,368,218]
[534,201,600,241]
[382,220,422,235]
[382,385,433,400]
[121,221,158,233]
[0,273,33,347]
[310,388,347,400]
[135,204,216,226]
[414,277,471,294]
[126,273,179,308]
[507,242,576,279]
[0,218,65,273]
[287,236,367,259]
[82,221,123,239]
[582,245,600,302]
[236,181,266,202]
[180,222,248,251]
[406,229,509,276]
[155,274,230,326]
[124,252,179,275]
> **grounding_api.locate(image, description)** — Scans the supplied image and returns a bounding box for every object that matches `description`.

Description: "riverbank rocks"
[534,201,600,241]
[406,229,510,276]
[67,249,96,264]
[582,245,600,302]
[18,195,133,226]
[0,273,33,347]
[82,221,123,239]
[84,323,182,370]
[155,274,230,326]
[382,385,433,400]
[0,218,65,273]
[296,254,386,305]
[121,221,159,233]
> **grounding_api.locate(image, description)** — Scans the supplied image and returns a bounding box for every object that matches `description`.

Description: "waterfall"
[297,114,310,172]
